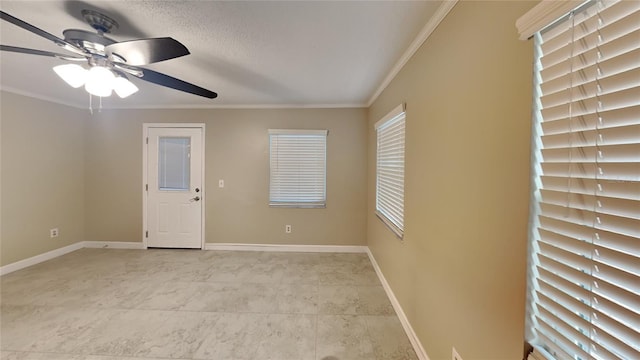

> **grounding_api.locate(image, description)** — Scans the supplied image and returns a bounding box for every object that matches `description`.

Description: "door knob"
[190,196,200,202]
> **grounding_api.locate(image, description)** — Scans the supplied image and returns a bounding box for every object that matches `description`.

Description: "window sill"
[270,203,326,209]
[375,211,404,240]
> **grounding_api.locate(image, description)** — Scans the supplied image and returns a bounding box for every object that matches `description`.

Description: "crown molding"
[366,0,458,107]
[516,0,586,40]
[105,103,367,110]
[1,88,365,110]
[0,86,85,109]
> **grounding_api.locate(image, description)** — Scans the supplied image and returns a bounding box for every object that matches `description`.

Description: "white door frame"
[142,123,206,249]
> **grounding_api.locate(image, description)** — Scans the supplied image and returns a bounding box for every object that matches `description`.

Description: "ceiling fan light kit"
[53,64,87,88]
[0,9,218,102]
[54,63,139,98]
[85,65,115,97]
[113,74,139,98]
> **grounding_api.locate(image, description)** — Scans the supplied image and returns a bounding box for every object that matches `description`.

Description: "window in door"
[158,137,191,191]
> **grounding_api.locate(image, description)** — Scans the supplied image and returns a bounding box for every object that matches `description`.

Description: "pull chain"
[88,94,103,114]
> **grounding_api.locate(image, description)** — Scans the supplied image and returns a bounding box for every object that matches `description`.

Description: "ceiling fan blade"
[0,11,86,56]
[106,37,189,66]
[0,45,86,60]
[116,64,217,99]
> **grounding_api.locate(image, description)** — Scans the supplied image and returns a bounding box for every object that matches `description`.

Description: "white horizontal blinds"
[376,105,405,235]
[530,1,640,359]
[269,129,327,206]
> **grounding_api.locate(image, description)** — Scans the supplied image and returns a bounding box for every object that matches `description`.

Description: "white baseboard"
[204,243,367,253]
[366,248,431,360]
[1,242,366,276]
[83,241,145,249]
[0,241,143,275]
[0,241,85,276]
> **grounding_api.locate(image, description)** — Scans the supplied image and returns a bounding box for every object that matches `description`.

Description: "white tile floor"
[0,249,418,360]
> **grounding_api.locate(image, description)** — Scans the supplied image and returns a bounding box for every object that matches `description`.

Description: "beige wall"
[1,92,87,266]
[85,108,368,246]
[367,1,535,359]
[1,97,367,265]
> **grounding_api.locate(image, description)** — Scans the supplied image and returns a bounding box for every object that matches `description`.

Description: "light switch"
[218,179,224,188]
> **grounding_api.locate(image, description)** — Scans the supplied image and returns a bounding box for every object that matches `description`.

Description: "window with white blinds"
[269,129,327,207]
[375,104,406,238]
[527,1,640,360]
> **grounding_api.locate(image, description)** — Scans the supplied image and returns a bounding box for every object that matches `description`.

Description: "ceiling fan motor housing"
[81,9,118,34]
[63,29,115,55]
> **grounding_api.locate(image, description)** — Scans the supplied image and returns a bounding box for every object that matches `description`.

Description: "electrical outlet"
[218,179,224,188]
[452,347,463,360]
[50,228,59,238]
[285,225,292,233]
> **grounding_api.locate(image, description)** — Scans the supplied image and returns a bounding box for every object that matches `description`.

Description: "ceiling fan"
[0,9,217,99]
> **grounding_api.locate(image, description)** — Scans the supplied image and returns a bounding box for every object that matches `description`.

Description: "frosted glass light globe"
[85,66,115,97]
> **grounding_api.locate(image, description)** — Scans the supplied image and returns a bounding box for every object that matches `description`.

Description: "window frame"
[375,104,406,239]
[522,1,640,359]
[268,129,328,208]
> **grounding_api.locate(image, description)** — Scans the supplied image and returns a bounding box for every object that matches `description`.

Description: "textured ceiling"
[0,1,443,109]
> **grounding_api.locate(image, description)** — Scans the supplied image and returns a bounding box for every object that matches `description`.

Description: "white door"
[146,127,203,248]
